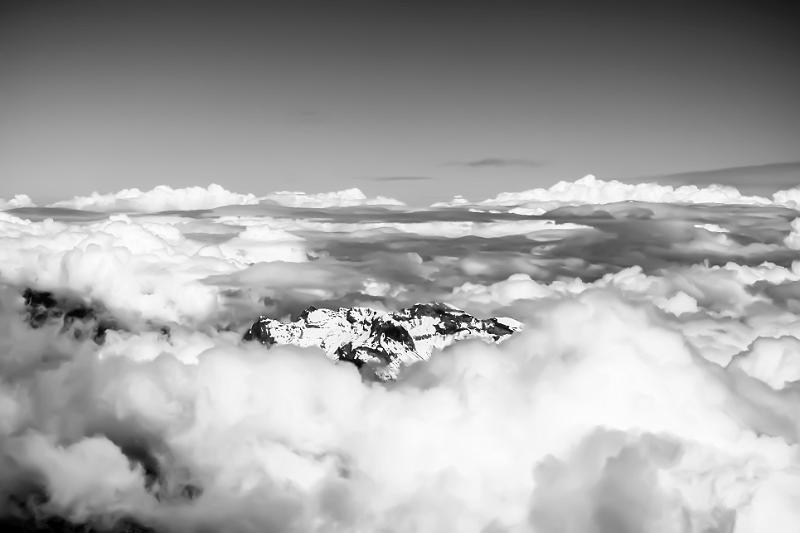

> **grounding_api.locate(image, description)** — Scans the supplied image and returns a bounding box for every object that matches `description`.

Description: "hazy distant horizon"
[5,161,800,208]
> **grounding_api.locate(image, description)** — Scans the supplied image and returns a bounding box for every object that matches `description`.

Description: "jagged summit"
[243,302,522,380]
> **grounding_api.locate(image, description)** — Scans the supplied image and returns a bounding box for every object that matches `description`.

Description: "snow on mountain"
[244,303,521,380]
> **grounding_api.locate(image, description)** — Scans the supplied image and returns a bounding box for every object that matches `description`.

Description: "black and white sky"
[5,4,800,532]
[1,0,798,203]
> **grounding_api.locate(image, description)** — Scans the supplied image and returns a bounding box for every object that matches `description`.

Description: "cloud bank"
[50,184,260,212]
[434,174,800,208]
[627,161,800,195]
[1,176,800,532]
[262,188,404,208]
[6,175,798,212]
[40,185,405,213]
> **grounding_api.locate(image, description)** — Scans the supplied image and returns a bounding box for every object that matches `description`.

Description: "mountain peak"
[244,303,521,380]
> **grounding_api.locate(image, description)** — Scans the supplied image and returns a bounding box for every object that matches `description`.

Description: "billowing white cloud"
[0,213,307,324]
[0,194,35,209]
[1,179,800,532]
[49,184,260,212]
[41,185,405,213]
[26,177,800,214]
[434,174,800,209]
[263,187,404,208]
[773,187,800,209]
[785,218,800,249]
[2,288,800,532]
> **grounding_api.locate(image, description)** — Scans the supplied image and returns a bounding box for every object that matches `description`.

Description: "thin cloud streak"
[356,176,436,182]
[450,157,546,169]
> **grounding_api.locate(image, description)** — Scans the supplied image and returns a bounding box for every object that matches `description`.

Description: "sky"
[1,0,798,205]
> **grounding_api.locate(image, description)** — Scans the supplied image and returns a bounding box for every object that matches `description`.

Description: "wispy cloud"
[450,157,545,169]
[356,176,436,182]
[626,161,800,194]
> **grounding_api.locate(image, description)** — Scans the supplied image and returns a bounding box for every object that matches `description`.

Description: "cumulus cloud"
[1,177,800,532]
[49,184,260,212]
[0,212,306,325]
[4,288,800,532]
[434,174,800,208]
[773,188,800,209]
[784,218,800,249]
[16,185,406,214]
[27,176,800,214]
[263,188,404,208]
[0,194,35,210]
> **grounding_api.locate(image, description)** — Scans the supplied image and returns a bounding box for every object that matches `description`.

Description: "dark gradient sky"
[1,1,798,204]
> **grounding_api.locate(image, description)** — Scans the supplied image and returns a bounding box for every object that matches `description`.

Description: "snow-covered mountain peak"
[244,302,521,380]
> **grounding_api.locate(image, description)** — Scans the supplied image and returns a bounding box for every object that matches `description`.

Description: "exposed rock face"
[20,288,175,343]
[244,303,522,380]
[22,288,120,343]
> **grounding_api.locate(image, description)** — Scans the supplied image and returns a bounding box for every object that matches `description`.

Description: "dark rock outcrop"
[22,288,119,343]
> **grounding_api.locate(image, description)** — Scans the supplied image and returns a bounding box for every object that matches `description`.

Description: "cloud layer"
[33,185,406,213]
[1,176,800,532]
[435,174,800,208]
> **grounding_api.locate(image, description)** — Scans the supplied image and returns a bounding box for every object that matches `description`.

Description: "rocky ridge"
[244,302,522,380]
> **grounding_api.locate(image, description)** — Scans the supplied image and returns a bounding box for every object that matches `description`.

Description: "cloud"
[4,286,800,532]
[0,212,307,326]
[356,176,435,182]
[785,218,800,249]
[49,184,259,212]
[39,185,407,214]
[485,174,774,206]
[1,178,800,531]
[450,157,545,168]
[433,174,800,208]
[38,177,800,216]
[774,189,800,210]
[627,161,800,195]
[0,194,35,210]
[262,188,404,208]
[728,336,800,390]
